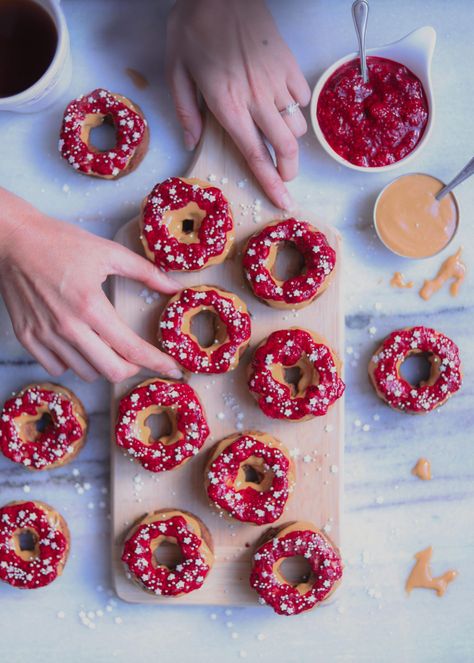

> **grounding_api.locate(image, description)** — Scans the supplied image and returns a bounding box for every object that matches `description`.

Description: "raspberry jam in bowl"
[311,27,436,172]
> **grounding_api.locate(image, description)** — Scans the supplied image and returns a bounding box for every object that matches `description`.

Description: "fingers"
[90,298,183,380]
[252,104,300,182]
[210,102,293,210]
[169,63,203,150]
[55,319,140,384]
[287,70,311,108]
[42,332,100,383]
[274,92,308,139]
[107,243,181,294]
[22,334,67,377]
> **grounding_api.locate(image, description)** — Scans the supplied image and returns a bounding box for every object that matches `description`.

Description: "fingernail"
[168,368,183,380]
[280,192,294,211]
[183,131,197,151]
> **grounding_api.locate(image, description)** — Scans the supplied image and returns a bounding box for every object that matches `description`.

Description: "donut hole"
[278,555,314,588]
[19,410,54,442]
[144,411,173,441]
[236,456,274,492]
[13,528,39,561]
[243,464,264,485]
[167,202,206,244]
[400,352,437,387]
[35,412,54,434]
[279,357,318,397]
[82,113,118,152]
[182,218,195,235]
[284,366,303,397]
[152,538,183,570]
[190,309,224,349]
[272,241,306,282]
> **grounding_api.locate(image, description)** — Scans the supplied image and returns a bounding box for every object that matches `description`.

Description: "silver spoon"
[436,156,474,201]
[352,0,369,83]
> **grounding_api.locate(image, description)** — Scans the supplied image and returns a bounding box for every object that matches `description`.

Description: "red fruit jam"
[317,56,429,167]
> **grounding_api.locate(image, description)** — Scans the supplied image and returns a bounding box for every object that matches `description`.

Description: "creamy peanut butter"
[125,68,149,90]
[411,457,431,480]
[419,247,466,301]
[375,174,458,258]
[390,271,414,289]
[406,547,457,596]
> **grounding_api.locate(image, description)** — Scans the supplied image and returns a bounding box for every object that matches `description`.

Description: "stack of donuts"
[0,88,462,613]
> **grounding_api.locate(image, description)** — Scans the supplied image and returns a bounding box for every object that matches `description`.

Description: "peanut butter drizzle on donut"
[419,248,466,301]
[390,271,414,289]
[406,547,457,596]
[411,457,431,480]
[125,68,149,89]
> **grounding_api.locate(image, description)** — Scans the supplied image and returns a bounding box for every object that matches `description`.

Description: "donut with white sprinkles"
[115,378,209,472]
[242,219,336,309]
[0,383,88,470]
[249,521,343,615]
[58,88,148,178]
[121,509,214,596]
[159,286,252,374]
[369,326,462,413]
[0,500,70,589]
[205,431,295,525]
[248,328,345,421]
[140,177,235,271]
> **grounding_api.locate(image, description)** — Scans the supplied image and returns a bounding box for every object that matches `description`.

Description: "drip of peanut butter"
[406,547,457,596]
[419,247,466,301]
[390,271,414,289]
[125,68,149,90]
[411,458,431,480]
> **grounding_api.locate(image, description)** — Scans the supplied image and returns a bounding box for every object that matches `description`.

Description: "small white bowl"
[310,26,436,173]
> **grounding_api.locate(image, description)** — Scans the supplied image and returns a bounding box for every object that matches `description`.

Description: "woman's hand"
[0,189,183,383]
[166,0,311,210]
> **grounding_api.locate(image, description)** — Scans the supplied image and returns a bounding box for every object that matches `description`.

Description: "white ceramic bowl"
[310,26,436,173]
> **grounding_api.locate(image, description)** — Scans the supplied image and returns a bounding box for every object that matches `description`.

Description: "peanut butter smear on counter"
[406,547,457,596]
[125,68,149,90]
[376,174,458,258]
[411,458,431,480]
[390,271,414,289]
[419,247,466,300]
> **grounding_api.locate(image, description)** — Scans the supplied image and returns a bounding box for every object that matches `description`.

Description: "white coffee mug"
[0,0,72,113]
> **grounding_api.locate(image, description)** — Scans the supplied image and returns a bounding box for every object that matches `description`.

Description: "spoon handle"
[436,156,474,201]
[352,0,369,83]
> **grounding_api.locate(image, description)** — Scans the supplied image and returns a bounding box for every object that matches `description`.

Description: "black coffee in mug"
[0,0,58,98]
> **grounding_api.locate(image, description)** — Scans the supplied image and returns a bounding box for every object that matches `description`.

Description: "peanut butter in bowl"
[374,173,459,259]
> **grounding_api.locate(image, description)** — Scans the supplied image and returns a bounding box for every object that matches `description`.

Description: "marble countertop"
[0,1,473,661]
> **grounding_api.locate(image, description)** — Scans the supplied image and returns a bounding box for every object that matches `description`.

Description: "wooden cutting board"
[111,114,344,605]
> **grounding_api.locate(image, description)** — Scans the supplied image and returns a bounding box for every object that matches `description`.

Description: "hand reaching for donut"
[0,189,183,383]
[166,0,311,210]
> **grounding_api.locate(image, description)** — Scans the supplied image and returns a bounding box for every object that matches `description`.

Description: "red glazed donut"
[140,177,235,271]
[205,431,295,525]
[0,500,70,589]
[248,328,345,421]
[58,88,148,179]
[369,326,462,413]
[250,521,343,615]
[115,378,209,472]
[159,286,252,374]
[242,219,336,309]
[0,383,88,470]
[122,509,214,596]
